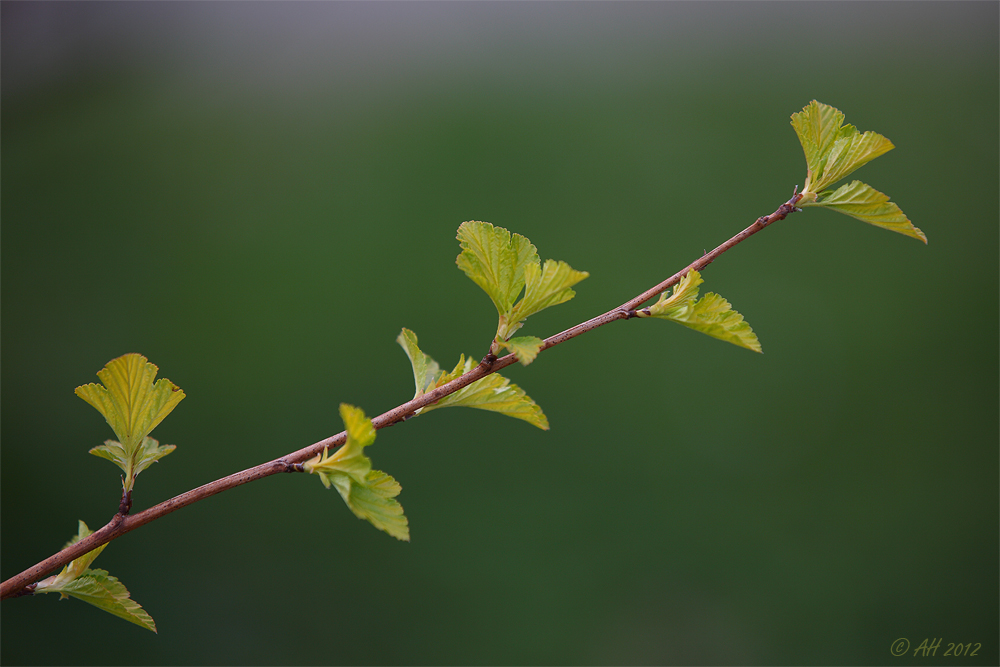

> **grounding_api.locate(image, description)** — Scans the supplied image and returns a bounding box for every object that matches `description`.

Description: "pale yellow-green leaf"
[87,440,128,466]
[131,436,176,473]
[512,259,589,323]
[639,270,761,352]
[817,131,894,194]
[39,568,157,632]
[304,404,409,541]
[396,327,467,415]
[791,100,894,195]
[75,354,184,451]
[497,259,588,342]
[791,100,850,186]
[76,354,184,491]
[456,221,539,315]
[89,437,176,487]
[663,293,761,352]
[342,469,409,541]
[33,522,156,632]
[304,404,375,488]
[397,331,549,429]
[808,180,927,243]
[498,335,544,366]
[430,356,548,429]
[397,328,442,398]
[644,269,704,317]
[456,221,587,344]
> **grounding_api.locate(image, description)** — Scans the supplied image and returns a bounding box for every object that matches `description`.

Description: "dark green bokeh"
[2,2,997,665]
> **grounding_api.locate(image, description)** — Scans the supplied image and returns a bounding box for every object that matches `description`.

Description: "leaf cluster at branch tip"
[456,221,588,365]
[791,100,926,243]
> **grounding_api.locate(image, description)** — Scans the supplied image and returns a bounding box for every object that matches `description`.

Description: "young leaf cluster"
[34,521,156,632]
[75,353,184,495]
[304,404,409,541]
[303,226,588,540]
[456,220,588,365]
[791,100,926,243]
[397,328,548,429]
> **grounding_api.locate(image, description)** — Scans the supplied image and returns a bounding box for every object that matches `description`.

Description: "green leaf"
[88,437,176,488]
[397,329,549,429]
[397,327,443,398]
[791,100,895,195]
[667,293,762,352]
[34,521,157,632]
[645,269,704,317]
[341,469,409,542]
[497,335,544,366]
[75,354,184,492]
[456,221,587,346]
[639,270,762,352]
[816,130,894,194]
[456,221,539,316]
[511,260,590,323]
[307,404,376,487]
[304,404,409,541]
[433,358,549,429]
[40,569,157,632]
[790,99,847,183]
[810,180,927,243]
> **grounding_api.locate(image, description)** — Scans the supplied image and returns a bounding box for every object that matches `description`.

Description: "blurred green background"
[2,2,997,665]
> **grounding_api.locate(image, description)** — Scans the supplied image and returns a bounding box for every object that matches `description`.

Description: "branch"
[1,193,801,600]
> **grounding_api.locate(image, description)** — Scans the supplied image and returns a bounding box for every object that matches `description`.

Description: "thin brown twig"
[0,193,801,600]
